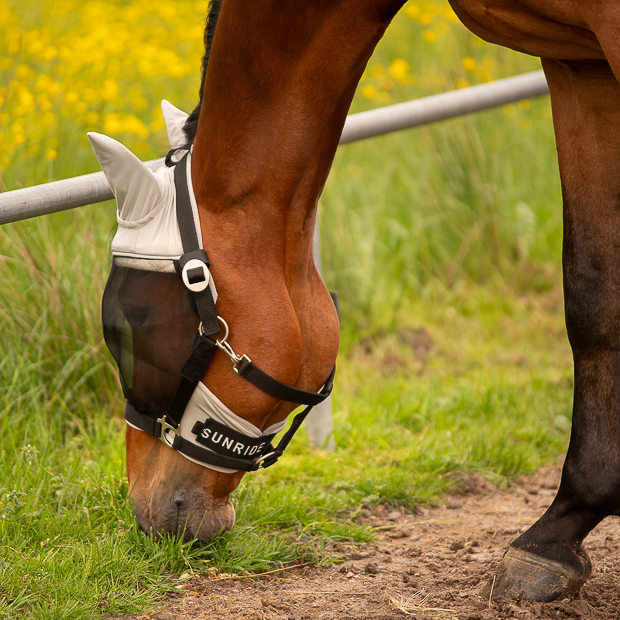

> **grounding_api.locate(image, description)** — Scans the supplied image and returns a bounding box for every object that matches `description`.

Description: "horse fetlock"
[488,546,591,603]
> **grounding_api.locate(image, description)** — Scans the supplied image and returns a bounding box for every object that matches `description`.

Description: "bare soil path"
[115,465,620,620]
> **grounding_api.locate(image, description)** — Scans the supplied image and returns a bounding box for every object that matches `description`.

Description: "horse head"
[90,100,339,541]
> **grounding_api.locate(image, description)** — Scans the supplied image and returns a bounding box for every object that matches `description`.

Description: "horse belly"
[448,0,604,61]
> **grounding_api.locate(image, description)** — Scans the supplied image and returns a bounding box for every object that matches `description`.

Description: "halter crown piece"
[90,101,335,473]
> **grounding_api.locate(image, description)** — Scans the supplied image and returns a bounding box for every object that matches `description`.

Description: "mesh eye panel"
[102,262,200,414]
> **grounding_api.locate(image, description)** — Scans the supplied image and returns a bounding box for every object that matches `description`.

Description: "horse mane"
[167,0,223,160]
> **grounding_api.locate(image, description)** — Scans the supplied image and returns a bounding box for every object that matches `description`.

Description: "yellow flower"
[65,91,79,104]
[38,94,52,112]
[101,79,119,102]
[462,57,477,72]
[361,86,377,99]
[422,30,437,43]
[7,33,20,55]
[15,64,33,80]
[456,78,470,89]
[389,58,411,85]
[84,111,100,125]
[419,11,433,25]
[45,149,58,161]
[150,117,165,132]
[41,46,58,61]
[518,99,531,110]
[18,87,35,113]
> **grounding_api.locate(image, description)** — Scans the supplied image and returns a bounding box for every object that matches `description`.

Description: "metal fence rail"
[0,71,548,226]
[0,70,550,451]
[339,70,548,144]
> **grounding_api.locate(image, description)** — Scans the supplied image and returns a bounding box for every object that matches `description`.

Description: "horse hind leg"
[492,58,620,602]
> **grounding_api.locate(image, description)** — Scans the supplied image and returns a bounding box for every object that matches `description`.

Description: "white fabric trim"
[112,256,218,301]
[186,150,202,245]
[114,256,177,273]
[177,382,289,473]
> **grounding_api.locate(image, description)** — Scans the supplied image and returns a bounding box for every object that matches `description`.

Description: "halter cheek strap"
[124,153,337,471]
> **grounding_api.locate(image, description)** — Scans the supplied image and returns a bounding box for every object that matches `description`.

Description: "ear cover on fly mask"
[87,104,205,267]
[161,99,189,150]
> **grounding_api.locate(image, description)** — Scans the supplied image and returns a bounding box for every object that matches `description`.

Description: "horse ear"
[88,132,163,222]
[161,100,189,149]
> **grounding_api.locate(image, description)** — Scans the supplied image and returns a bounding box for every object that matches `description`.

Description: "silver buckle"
[214,317,252,372]
[254,450,281,469]
[157,416,179,448]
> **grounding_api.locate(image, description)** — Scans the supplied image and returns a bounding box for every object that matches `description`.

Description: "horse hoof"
[489,546,590,602]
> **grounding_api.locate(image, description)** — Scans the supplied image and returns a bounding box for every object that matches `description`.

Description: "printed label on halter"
[191,418,276,460]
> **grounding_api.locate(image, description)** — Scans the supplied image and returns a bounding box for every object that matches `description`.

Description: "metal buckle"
[156,416,179,448]
[255,451,280,468]
[214,316,252,372]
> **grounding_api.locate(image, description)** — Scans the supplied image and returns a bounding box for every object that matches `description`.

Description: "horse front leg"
[493,58,620,602]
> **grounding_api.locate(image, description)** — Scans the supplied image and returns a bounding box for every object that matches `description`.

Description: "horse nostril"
[173,495,186,508]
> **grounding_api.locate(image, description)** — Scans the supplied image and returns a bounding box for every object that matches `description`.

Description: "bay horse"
[90,0,620,604]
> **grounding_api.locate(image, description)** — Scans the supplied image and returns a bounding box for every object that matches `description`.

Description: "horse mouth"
[133,494,236,542]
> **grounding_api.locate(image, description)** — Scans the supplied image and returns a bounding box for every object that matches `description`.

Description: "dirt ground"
[115,465,620,620]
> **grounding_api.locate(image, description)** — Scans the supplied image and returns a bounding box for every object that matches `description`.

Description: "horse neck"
[191,0,405,266]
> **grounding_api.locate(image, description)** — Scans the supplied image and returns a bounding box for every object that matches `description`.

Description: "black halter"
[122,153,336,471]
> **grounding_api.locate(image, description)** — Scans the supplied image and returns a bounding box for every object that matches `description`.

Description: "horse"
[89,0,620,604]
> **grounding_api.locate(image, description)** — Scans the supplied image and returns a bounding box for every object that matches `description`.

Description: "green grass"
[0,2,574,618]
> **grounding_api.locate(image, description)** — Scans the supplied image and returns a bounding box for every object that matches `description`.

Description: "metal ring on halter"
[254,450,278,466]
[212,316,252,370]
[199,316,229,341]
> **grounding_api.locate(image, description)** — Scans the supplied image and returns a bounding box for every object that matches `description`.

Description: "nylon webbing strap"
[194,288,220,336]
[164,153,221,428]
[174,157,219,337]
[174,156,200,252]
[125,401,273,472]
[256,365,337,466]
[172,435,263,471]
[125,401,161,437]
[236,360,331,406]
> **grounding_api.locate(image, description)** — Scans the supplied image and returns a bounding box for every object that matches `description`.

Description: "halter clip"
[214,316,252,371]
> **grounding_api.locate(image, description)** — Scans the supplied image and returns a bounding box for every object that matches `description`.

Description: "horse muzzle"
[133,487,236,541]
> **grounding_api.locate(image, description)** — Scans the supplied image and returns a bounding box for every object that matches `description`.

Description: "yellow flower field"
[0,0,541,190]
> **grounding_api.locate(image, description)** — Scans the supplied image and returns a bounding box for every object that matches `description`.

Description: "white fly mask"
[91,101,333,474]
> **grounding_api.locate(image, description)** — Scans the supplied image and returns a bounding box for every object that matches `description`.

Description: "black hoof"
[489,546,591,602]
